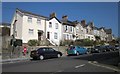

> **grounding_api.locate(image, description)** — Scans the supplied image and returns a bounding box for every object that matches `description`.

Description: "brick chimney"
[62,15,68,20]
[50,12,56,18]
[81,20,86,25]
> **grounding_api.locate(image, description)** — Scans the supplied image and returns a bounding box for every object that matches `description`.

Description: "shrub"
[28,40,38,46]
[60,40,73,46]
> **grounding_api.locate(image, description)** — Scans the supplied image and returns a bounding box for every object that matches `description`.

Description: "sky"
[2,2,119,37]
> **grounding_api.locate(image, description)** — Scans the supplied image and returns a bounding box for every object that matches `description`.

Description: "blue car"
[66,46,88,56]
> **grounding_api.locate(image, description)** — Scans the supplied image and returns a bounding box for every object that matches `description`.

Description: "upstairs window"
[55,23,58,29]
[28,16,32,23]
[49,22,52,28]
[37,19,41,24]
[70,27,73,32]
[29,29,34,34]
[65,25,68,31]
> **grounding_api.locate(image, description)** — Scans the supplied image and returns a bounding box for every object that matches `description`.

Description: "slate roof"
[93,26,99,30]
[105,29,112,34]
[61,20,76,27]
[16,8,48,19]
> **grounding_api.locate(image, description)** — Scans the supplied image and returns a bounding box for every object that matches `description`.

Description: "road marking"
[88,61,120,72]
[75,64,85,68]
[50,70,63,74]
[56,70,63,72]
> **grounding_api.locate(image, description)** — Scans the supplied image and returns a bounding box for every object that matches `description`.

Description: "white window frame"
[28,16,32,23]
[37,18,41,24]
[55,23,58,29]
[49,22,52,28]
[70,27,73,32]
[54,32,58,39]
[29,29,34,34]
[65,25,68,31]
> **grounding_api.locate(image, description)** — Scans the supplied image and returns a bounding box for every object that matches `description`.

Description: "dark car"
[87,47,94,54]
[30,47,62,60]
[104,45,116,51]
[114,45,120,51]
[91,46,106,53]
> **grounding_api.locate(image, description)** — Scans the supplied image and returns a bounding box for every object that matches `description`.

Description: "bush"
[60,40,73,46]
[74,39,94,46]
[28,40,38,46]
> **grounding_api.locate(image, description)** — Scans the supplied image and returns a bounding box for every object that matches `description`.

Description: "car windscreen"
[69,46,75,50]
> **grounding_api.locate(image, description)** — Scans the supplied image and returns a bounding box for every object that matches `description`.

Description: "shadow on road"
[74,51,120,67]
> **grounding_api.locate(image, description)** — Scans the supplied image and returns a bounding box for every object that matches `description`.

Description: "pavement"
[2,51,120,72]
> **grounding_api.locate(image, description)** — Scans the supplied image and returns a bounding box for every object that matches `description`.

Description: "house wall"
[22,15,46,43]
[10,12,23,39]
[85,34,95,41]
[46,18,62,45]
[86,26,93,35]
[75,23,86,39]
[62,25,75,40]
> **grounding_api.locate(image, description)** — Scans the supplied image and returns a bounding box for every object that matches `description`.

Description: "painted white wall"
[46,18,62,45]
[85,34,95,41]
[10,12,23,39]
[22,15,46,43]
[11,11,46,43]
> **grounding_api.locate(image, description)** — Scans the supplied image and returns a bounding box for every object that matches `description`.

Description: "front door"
[47,32,50,39]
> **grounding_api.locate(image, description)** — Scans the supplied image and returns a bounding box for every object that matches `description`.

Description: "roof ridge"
[16,8,48,18]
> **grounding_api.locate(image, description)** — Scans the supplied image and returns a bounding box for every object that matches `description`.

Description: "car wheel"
[39,55,44,60]
[57,54,61,58]
[76,52,79,56]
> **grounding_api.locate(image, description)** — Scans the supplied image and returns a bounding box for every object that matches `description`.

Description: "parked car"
[87,47,94,54]
[91,46,106,53]
[30,47,62,60]
[104,45,116,51]
[115,45,120,51]
[66,46,88,56]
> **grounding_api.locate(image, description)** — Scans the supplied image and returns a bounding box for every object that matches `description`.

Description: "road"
[2,51,120,73]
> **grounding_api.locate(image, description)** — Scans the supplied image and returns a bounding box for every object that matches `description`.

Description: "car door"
[42,48,52,58]
[79,47,86,54]
[48,48,57,58]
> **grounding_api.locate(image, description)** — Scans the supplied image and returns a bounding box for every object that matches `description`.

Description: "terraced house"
[46,13,62,45]
[11,8,47,44]
[61,15,76,41]
[10,8,113,46]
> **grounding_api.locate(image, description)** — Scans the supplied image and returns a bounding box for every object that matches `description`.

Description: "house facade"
[10,8,113,46]
[11,8,47,43]
[99,27,107,41]
[46,13,62,45]
[75,22,86,40]
[105,29,112,42]
[61,15,76,41]
[84,22,95,41]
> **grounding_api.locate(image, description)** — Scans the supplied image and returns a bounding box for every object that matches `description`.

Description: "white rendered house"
[46,13,62,45]
[10,8,47,43]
